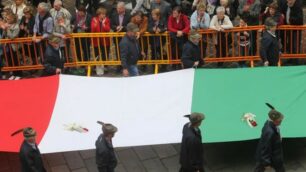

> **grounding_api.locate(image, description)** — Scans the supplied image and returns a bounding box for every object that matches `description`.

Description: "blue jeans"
[127,65,139,76]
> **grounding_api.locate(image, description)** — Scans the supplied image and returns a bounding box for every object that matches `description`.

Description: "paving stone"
[142,158,168,172]
[72,168,89,172]
[45,153,66,166]
[133,146,157,160]
[115,164,127,172]
[63,151,85,170]
[116,148,146,172]
[152,144,177,159]
[51,165,70,172]
[84,158,98,172]
[79,150,95,160]
[161,155,180,172]
[172,143,181,153]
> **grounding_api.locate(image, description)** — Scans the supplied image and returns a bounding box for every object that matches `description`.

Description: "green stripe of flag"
[192,66,306,142]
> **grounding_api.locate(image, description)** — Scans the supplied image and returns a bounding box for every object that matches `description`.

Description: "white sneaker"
[96,65,104,76]
[9,76,15,80]
[14,76,21,80]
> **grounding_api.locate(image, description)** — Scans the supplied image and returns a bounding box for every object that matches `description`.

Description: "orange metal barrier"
[0,25,305,75]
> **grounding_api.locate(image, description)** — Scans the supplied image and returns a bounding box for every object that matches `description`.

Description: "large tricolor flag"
[1,66,306,153]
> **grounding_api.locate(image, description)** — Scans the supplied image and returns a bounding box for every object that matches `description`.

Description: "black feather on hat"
[11,127,37,138]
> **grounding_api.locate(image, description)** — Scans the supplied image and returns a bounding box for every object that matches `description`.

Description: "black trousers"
[97,166,114,172]
[179,167,205,172]
[253,163,285,172]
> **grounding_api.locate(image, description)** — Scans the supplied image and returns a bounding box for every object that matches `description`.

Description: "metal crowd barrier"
[0,25,305,76]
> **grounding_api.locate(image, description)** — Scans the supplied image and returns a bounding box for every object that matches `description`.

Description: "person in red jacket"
[91,7,110,75]
[168,6,190,68]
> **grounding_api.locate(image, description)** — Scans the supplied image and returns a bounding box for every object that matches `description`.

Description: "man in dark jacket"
[43,36,65,76]
[14,127,46,172]
[181,30,204,68]
[119,22,143,77]
[260,18,279,66]
[254,103,285,172]
[280,0,303,63]
[180,112,205,172]
[96,121,118,172]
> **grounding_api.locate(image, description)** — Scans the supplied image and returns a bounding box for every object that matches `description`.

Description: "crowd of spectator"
[0,0,304,78]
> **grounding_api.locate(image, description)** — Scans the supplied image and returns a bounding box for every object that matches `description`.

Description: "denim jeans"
[127,65,139,76]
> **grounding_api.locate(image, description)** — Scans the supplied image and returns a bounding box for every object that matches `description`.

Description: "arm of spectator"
[90,18,98,32]
[33,15,38,36]
[8,25,20,39]
[182,15,190,34]
[139,17,148,34]
[42,18,54,39]
[110,14,117,31]
[289,8,303,25]
[190,12,199,29]
[167,16,179,33]
[209,16,219,30]
[221,16,233,29]
[203,14,210,29]
[102,18,111,32]
[131,0,144,15]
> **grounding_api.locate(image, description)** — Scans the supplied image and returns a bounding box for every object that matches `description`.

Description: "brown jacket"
[130,16,148,35]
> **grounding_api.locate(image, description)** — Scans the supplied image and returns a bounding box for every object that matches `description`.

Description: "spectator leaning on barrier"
[236,15,250,66]
[19,6,36,65]
[181,30,204,69]
[2,12,22,80]
[96,122,118,172]
[168,6,190,67]
[110,2,131,33]
[214,0,239,22]
[148,8,167,61]
[254,103,285,172]
[190,4,210,58]
[260,17,279,67]
[210,6,233,62]
[71,5,92,62]
[33,2,53,42]
[91,7,111,76]
[53,13,71,59]
[119,22,143,77]
[42,35,64,76]
[180,112,206,172]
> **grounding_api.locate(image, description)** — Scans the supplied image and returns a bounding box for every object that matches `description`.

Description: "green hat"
[189,30,202,40]
[126,22,139,32]
[48,35,61,43]
[23,127,37,138]
[266,103,284,121]
[97,121,118,135]
[184,112,205,124]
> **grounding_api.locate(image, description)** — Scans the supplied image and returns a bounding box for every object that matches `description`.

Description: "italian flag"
[1,66,306,153]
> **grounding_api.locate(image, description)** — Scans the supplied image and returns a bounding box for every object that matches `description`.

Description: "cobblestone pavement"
[1,139,306,172]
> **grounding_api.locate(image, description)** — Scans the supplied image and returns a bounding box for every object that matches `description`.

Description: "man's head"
[196,4,206,17]
[23,127,37,143]
[264,17,277,32]
[48,35,61,49]
[53,0,63,11]
[155,0,162,4]
[185,112,205,127]
[266,103,284,126]
[189,30,201,45]
[126,22,139,37]
[117,1,126,15]
[216,6,225,20]
[102,123,118,138]
[37,2,50,16]
[287,0,296,7]
[220,0,228,7]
